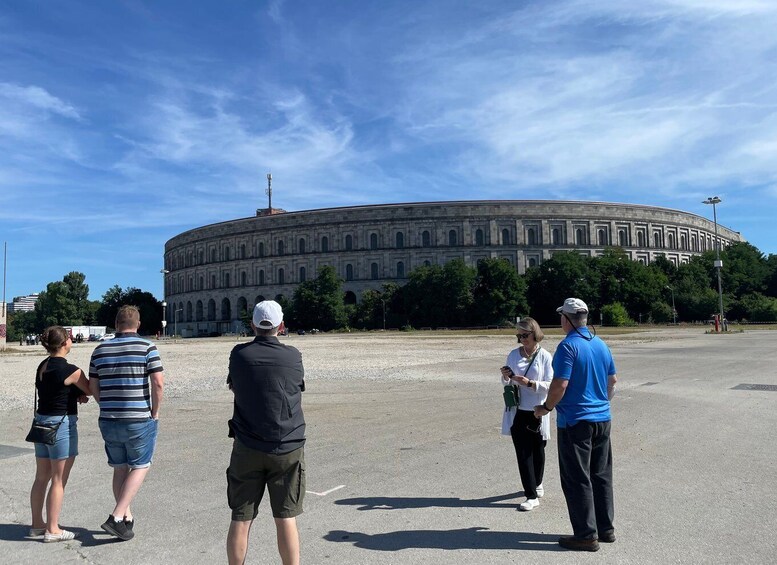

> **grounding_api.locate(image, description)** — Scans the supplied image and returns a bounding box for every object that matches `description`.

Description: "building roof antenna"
[266,172,272,211]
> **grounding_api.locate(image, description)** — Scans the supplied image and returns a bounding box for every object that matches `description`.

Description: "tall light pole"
[702,197,725,331]
[665,285,677,325]
[381,298,387,331]
[160,269,169,338]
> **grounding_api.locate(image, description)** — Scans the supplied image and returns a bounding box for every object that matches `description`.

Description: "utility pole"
[266,173,272,210]
[702,197,725,332]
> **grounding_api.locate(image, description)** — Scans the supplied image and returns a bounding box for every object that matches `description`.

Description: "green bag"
[503,384,519,408]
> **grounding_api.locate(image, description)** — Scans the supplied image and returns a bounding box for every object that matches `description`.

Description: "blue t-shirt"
[552,328,616,428]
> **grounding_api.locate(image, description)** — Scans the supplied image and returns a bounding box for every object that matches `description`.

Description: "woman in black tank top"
[29,326,91,542]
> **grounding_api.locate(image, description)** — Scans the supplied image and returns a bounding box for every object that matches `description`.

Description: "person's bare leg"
[274,517,300,565]
[227,520,253,565]
[30,457,51,530]
[111,467,149,518]
[111,466,132,520]
[45,458,73,534]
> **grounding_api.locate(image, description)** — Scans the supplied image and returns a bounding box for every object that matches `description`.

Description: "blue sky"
[3,0,777,301]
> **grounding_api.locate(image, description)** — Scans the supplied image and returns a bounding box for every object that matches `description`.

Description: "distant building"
[8,293,40,313]
[163,200,744,335]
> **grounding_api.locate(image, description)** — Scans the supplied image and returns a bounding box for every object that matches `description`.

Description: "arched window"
[475,229,484,246]
[638,232,646,247]
[654,233,662,248]
[258,242,265,257]
[370,233,378,249]
[221,298,231,321]
[240,244,246,259]
[299,266,306,282]
[346,264,354,281]
[552,228,561,245]
[527,228,537,246]
[199,251,204,264]
[223,272,230,288]
[321,236,329,252]
[422,230,431,247]
[278,268,285,284]
[680,234,687,250]
[345,234,353,251]
[241,271,247,286]
[448,230,457,246]
[575,229,585,245]
[210,249,217,262]
[237,297,248,317]
[619,230,628,247]
[255,295,265,304]
[396,232,404,248]
[186,301,192,322]
[344,291,357,305]
[371,262,379,279]
[397,261,405,278]
[188,277,193,291]
[196,300,203,321]
[424,260,431,267]
[501,229,510,245]
[691,236,698,252]
[528,258,537,268]
[199,276,204,291]
[258,269,265,286]
[224,247,231,261]
[598,229,607,246]
[277,240,284,255]
[207,299,216,321]
[211,274,216,289]
[299,238,306,253]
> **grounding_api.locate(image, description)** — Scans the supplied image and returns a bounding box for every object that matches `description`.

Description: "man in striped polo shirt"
[89,305,165,541]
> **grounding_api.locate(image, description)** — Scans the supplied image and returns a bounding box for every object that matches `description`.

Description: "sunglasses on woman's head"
[516,333,531,339]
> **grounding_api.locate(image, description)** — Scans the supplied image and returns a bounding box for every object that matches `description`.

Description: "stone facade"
[163,200,743,335]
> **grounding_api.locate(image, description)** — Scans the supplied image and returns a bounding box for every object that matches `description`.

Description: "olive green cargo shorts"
[226,438,305,520]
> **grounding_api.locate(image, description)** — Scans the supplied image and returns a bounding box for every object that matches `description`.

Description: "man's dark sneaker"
[558,536,600,552]
[599,530,616,543]
[124,517,134,532]
[101,515,134,541]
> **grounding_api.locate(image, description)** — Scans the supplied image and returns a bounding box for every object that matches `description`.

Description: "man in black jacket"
[226,300,305,565]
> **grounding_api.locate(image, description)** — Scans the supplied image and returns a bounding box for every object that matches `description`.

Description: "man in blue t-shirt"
[534,298,617,552]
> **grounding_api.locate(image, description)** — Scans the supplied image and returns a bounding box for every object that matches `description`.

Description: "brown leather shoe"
[558,536,600,552]
[599,530,616,543]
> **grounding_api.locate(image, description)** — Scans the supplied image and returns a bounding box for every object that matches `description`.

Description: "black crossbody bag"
[25,359,66,445]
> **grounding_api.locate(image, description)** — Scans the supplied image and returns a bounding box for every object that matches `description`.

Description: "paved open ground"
[1,329,775,564]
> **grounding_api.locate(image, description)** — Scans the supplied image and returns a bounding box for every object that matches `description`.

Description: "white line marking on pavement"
[306,485,346,496]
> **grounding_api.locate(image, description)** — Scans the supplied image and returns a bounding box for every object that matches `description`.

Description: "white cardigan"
[500,346,554,440]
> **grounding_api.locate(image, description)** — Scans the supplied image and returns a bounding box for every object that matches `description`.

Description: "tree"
[291,266,347,331]
[96,285,162,334]
[526,253,598,325]
[602,303,633,326]
[472,258,528,325]
[403,260,477,327]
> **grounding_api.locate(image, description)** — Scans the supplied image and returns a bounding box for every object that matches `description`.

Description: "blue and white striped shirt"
[89,333,164,420]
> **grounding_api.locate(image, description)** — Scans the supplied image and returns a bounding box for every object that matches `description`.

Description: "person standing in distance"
[89,305,164,541]
[534,298,617,552]
[226,300,306,565]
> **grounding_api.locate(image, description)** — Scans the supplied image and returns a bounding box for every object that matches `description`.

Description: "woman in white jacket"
[500,317,554,511]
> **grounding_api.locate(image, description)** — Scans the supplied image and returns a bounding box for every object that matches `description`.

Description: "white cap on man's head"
[556,298,589,314]
[253,300,283,329]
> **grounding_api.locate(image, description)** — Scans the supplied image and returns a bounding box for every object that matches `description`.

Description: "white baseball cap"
[252,300,284,329]
[556,298,589,314]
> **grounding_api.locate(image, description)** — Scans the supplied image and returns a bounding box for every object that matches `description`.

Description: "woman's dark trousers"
[510,409,546,499]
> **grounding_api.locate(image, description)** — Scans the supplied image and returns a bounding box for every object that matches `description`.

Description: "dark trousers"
[557,420,615,539]
[510,409,546,499]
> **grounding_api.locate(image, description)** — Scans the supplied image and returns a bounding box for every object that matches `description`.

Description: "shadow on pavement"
[323,527,562,551]
[0,523,118,546]
[335,492,523,510]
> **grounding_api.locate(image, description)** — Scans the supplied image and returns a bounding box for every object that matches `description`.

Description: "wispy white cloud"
[0,83,80,119]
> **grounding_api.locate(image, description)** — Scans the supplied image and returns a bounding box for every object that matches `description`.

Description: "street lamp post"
[665,285,677,325]
[160,269,169,338]
[702,196,725,332]
[381,299,386,331]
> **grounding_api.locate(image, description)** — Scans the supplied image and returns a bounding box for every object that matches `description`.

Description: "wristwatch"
[542,401,554,411]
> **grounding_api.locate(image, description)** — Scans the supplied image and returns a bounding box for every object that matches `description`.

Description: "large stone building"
[164,200,742,335]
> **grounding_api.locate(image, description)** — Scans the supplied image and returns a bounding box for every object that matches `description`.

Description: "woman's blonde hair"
[40,326,69,353]
[517,317,544,342]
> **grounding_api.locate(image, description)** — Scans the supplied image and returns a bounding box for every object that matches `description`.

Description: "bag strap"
[521,347,540,377]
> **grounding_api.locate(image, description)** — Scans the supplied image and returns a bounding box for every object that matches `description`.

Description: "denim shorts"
[98,418,158,469]
[34,414,78,460]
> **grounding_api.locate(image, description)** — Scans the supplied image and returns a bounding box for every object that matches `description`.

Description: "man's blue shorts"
[98,418,158,469]
[34,414,78,460]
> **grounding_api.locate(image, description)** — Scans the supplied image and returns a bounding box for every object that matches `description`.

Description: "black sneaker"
[599,530,616,543]
[101,515,134,541]
[124,517,134,532]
